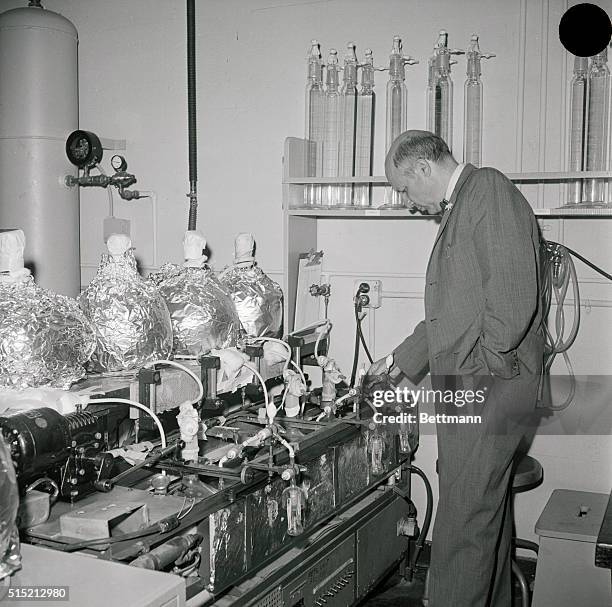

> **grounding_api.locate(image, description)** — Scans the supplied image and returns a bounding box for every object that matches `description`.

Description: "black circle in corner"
[559,3,612,57]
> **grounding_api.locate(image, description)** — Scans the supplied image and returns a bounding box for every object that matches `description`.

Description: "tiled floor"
[360,547,537,606]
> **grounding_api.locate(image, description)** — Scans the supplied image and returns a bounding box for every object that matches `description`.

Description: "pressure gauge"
[65,130,103,168]
[111,155,128,172]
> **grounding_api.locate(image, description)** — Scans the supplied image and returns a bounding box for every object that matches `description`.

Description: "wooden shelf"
[284,171,612,185]
[286,206,612,218]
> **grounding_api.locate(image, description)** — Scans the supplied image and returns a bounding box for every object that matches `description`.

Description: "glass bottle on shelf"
[432,32,464,153]
[427,31,447,133]
[383,35,418,208]
[463,34,494,167]
[339,43,359,207]
[585,48,611,204]
[567,55,589,204]
[322,49,342,207]
[304,40,325,207]
[354,49,376,207]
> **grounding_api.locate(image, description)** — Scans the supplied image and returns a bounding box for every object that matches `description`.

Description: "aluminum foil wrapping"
[78,249,172,373]
[0,276,95,389]
[150,264,241,356]
[218,266,283,338]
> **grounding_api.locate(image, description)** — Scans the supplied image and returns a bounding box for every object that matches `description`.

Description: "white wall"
[4,0,610,543]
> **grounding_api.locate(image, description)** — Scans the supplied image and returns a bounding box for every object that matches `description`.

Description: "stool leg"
[422,568,430,606]
[512,559,530,607]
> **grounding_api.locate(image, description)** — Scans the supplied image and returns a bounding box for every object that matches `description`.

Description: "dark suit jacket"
[393,164,544,385]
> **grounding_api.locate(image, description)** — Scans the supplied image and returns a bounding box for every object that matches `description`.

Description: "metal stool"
[511,454,543,607]
[422,454,543,607]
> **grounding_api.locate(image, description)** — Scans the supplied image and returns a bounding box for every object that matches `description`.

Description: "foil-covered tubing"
[150,264,241,357]
[218,266,283,338]
[78,246,173,373]
[0,434,21,580]
[0,276,95,389]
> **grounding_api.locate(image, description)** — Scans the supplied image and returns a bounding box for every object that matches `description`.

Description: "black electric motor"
[0,407,113,502]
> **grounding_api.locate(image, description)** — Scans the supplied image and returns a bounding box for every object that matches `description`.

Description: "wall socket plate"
[354,279,382,308]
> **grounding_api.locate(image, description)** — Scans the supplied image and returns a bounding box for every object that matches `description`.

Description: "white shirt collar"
[444,163,467,203]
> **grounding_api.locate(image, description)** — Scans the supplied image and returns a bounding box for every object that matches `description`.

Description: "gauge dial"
[111,155,127,172]
[65,130,103,168]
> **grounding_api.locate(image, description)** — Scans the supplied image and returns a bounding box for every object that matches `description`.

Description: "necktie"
[440,199,450,212]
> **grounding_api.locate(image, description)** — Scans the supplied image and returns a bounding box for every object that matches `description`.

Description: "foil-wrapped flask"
[150,231,241,356]
[78,234,172,372]
[219,233,283,338]
[0,230,95,389]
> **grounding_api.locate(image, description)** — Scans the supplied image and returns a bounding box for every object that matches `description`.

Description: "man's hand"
[363,354,398,395]
[366,355,390,379]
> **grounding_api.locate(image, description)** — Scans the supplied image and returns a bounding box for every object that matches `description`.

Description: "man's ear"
[414,158,431,177]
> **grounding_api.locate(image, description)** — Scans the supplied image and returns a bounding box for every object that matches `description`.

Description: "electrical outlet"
[354,279,382,308]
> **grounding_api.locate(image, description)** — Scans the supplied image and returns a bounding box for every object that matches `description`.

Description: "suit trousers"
[427,371,539,607]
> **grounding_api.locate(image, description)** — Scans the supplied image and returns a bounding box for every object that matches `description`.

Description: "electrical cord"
[349,316,360,387]
[407,465,433,581]
[539,242,581,410]
[539,241,612,410]
[355,306,374,364]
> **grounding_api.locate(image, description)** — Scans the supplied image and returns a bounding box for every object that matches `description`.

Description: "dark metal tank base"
[202,488,410,607]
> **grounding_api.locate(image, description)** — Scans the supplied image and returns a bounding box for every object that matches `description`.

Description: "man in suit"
[367,130,544,606]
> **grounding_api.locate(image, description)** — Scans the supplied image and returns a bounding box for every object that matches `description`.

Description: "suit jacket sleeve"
[472,169,539,378]
[392,320,430,385]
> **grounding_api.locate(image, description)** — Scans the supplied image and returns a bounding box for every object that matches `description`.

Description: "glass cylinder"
[385,36,408,208]
[585,49,610,203]
[322,49,341,207]
[567,56,589,204]
[283,482,305,536]
[304,40,325,207]
[354,49,376,207]
[339,43,358,207]
[464,76,483,166]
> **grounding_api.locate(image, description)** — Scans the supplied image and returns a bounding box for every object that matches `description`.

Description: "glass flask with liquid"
[368,427,385,476]
[585,48,610,204]
[339,43,359,207]
[282,480,306,536]
[567,55,589,204]
[384,36,418,208]
[354,49,376,207]
[463,35,495,167]
[433,33,464,152]
[304,40,325,206]
[427,31,448,133]
[322,49,342,207]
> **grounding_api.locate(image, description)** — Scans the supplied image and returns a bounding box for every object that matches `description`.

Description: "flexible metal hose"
[187,0,198,230]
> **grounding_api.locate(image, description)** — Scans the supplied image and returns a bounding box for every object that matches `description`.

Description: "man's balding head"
[385,130,458,214]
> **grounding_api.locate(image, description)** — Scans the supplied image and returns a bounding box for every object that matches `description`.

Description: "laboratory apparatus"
[0,3,79,296]
[304,40,325,206]
[354,49,376,207]
[384,35,418,207]
[323,49,342,207]
[463,35,495,167]
[585,47,611,203]
[219,233,283,338]
[426,31,447,134]
[78,234,173,373]
[0,309,421,604]
[567,56,589,204]
[0,230,94,390]
[339,42,359,207]
[150,231,241,356]
[428,31,464,152]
